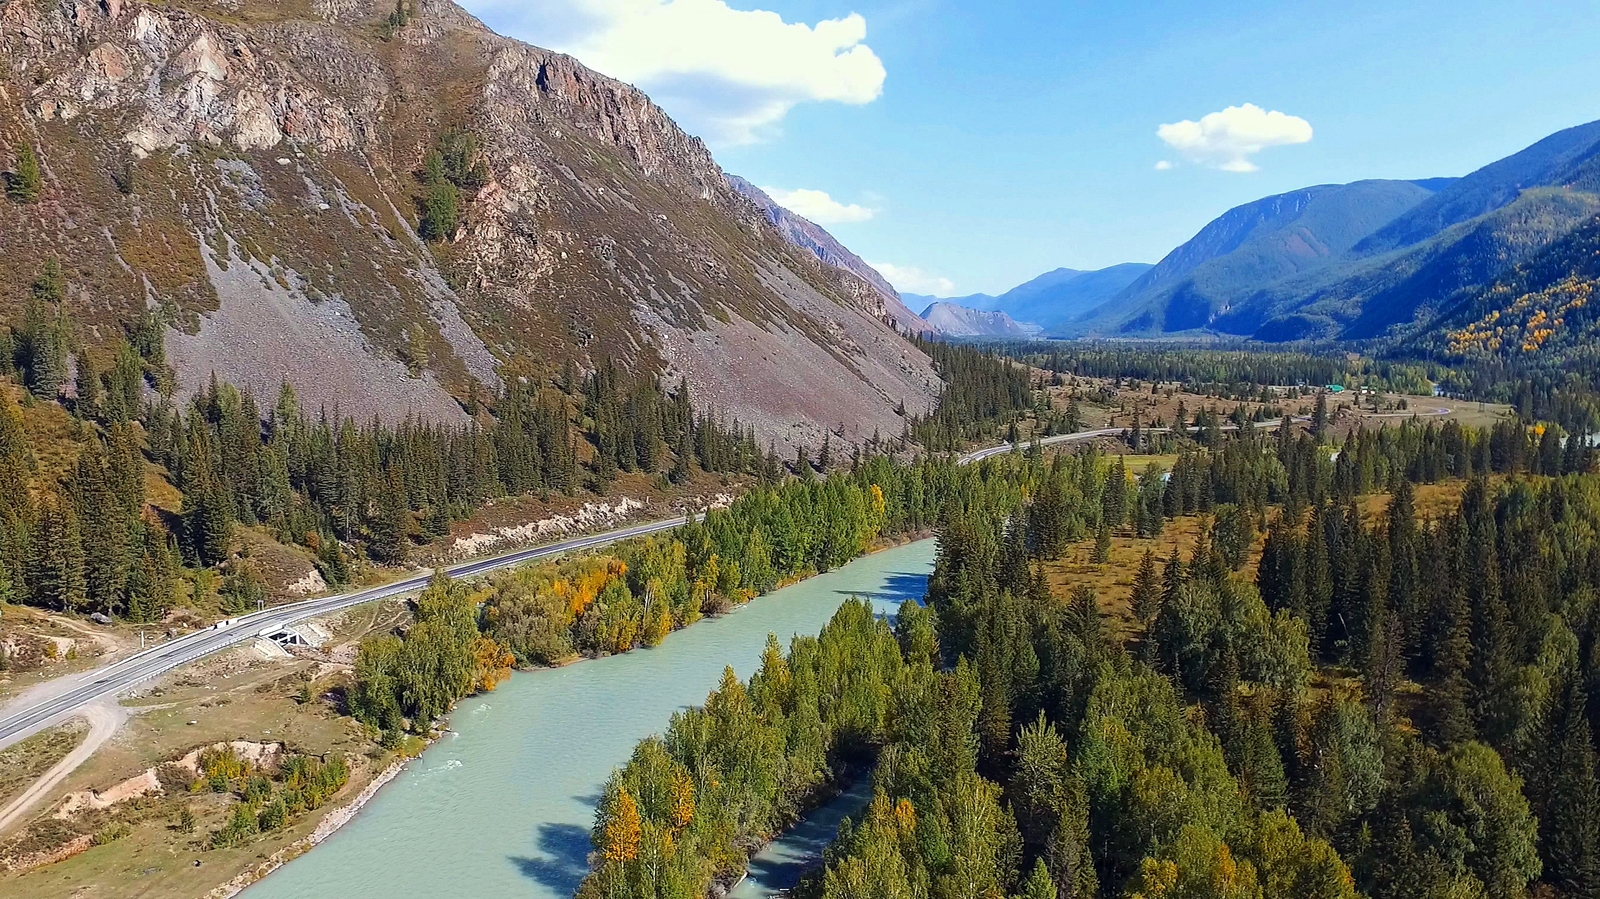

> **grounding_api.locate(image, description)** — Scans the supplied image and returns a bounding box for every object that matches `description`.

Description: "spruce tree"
[1091,518,1111,564]
[1131,549,1161,626]
[9,142,41,202]
[1535,681,1600,896]
[21,260,68,398]
[73,351,100,420]
[28,488,85,612]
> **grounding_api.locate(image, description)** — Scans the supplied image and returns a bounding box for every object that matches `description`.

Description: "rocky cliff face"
[918,302,1042,338]
[0,0,937,447]
[725,175,924,334]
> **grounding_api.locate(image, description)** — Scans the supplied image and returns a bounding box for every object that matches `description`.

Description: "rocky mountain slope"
[917,301,1041,338]
[725,175,924,333]
[0,0,937,449]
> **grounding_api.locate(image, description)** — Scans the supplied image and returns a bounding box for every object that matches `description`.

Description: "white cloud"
[1156,103,1312,172]
[761,186,875,223]
[465,0,886,146]
[1154,160,1173,171]
[871,262,955,296]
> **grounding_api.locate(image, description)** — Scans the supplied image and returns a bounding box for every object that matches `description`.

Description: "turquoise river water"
[244,539,936,899]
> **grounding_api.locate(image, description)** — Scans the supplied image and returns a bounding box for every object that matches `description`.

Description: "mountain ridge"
[0,0,938,450]
[917,301,1042,338]
[1093,118,1600,343]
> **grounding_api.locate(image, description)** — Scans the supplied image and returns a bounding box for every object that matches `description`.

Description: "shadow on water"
[835,571,929,606]
[510,823,592,892]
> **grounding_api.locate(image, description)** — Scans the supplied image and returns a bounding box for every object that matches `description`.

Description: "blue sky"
[462,0,1600,296]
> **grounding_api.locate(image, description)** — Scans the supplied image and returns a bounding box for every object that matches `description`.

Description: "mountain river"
[244,538,936,899]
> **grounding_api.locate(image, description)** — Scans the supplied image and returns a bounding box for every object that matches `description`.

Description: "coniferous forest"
[584,409,1600,899]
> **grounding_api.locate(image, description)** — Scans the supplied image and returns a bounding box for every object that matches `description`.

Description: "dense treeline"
[346,570,514,742]
[983,342,1436,397]
[150,364,757,574]
[800,454,1548,895]
[577,599,910,898]
[483,458,955,664]
[0,257,764,623]
[579,408,1597,899]
[808,439,1600,899]
[351,455,962,742]
[909,338,1037,451]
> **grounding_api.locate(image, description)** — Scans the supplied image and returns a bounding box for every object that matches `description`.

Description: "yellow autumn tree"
[601,787,642,862]
[471,635,516,692]
[1126,825,1262,899]
[668,770,695,831]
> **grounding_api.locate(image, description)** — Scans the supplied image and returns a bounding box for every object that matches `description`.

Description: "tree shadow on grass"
[509,822,592,892]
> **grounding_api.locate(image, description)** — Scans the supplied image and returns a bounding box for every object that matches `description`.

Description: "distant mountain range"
[905,263,1152,335]
[741,115,1600,351]
[1073,117,1600,342]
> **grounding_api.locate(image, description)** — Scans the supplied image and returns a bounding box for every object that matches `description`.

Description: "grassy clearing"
[0,723,87,811]
[1039,515,1231,647]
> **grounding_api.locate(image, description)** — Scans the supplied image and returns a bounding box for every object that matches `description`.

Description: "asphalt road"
[0,411,1339,750]
[0,515,691,749]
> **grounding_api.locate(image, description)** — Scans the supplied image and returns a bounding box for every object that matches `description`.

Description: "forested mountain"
[1096,117,1600,343]
[1080,179,1447,335]
[1355,118,1600,253]
[1415,210,1600,364]
[0,0,936,453]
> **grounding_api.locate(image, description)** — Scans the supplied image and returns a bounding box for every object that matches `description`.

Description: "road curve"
[0,413,1316,752]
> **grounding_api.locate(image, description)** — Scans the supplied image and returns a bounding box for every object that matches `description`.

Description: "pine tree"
[1091,518,1111,564]
[28,488,85,612]
[75,441,130,616]
[73,351,100,420]
[1131,549,1161,626]
[1018,859,1056,899]
[368,464,410,564]
[1102,456,1127,530]
[1534,681,1600,897]
[9,143,41,202]
[669,432,692,485]
[21,260,68,398]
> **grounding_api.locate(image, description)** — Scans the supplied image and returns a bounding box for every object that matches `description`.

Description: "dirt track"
[0,702,124,834]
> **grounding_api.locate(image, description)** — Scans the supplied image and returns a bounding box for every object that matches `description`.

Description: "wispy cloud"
[761,186,875,223]
[465,0,886,146]
[1157,103,1312,172]
[871,261,955,296]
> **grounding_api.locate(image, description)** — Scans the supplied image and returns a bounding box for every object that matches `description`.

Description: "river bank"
[241,539,936,899]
